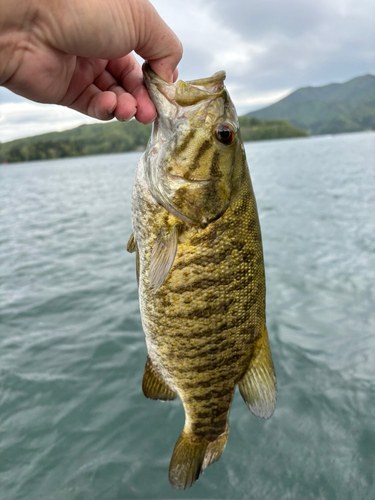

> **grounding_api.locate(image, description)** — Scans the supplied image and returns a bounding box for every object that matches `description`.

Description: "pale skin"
[0,0,182,124]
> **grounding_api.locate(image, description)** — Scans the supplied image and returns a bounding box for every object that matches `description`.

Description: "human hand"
[0,0,182,124]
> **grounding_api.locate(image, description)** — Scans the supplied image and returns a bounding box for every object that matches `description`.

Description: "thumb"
[130,1,183,82]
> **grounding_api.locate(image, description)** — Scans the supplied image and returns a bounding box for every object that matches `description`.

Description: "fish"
[127,63,277,489]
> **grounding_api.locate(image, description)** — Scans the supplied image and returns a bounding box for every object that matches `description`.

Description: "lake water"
[0,132,374,500]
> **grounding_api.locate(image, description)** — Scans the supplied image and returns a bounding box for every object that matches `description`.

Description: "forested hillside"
[246,74,375,135]
[0,117,307,163]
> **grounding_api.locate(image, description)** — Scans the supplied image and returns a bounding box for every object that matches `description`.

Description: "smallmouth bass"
[127,63,277,489]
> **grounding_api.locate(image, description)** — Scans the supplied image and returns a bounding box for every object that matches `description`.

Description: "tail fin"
[202,427,229,471]
[169,427,229,489]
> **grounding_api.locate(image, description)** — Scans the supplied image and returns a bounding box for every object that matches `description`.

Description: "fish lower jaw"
[168,173,211,187]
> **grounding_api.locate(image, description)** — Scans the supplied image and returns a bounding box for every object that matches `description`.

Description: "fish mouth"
[142,63,226,108]
[143,63,175,104]
[168,173,210,186]
[142,63,165,85]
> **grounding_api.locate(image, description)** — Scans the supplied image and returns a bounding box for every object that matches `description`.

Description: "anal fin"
[142,356,177,401]
[238,324,277,419]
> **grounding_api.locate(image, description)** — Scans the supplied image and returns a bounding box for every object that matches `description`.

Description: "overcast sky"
[1,0,374,142]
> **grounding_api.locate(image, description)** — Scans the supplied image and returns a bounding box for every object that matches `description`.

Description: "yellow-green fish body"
[128,64,277,489]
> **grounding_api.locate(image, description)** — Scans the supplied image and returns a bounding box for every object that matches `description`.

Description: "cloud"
[152,0,375,96]
[1,0,374,141]
[0,101,98,143]
[0,87,27,105]
[207,0,331,39]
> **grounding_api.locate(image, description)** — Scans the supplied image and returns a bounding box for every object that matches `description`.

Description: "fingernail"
[107,100,117,115]
[118,111,136,122]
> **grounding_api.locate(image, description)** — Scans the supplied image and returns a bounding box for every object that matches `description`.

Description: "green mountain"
[0,117,307,164]
[238,117,307,141]
[246,74,375,135]
[0,120,152,163]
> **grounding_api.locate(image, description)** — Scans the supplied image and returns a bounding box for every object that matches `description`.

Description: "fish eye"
[215,123,235,145]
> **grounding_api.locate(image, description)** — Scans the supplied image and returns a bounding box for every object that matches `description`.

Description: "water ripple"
[0,135,374,499]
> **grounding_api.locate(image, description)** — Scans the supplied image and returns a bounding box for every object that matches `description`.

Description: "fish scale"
[128,63,277,489]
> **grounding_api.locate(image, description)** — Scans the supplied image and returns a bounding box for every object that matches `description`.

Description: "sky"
[1,0,374,143]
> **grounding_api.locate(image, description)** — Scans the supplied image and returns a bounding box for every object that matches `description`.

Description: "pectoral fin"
[127,233,139,286]
[135,246,140,287]
[238,325,277,419]
[127,233,136,253]
[142,356,177,401]
[149,224,180,293]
